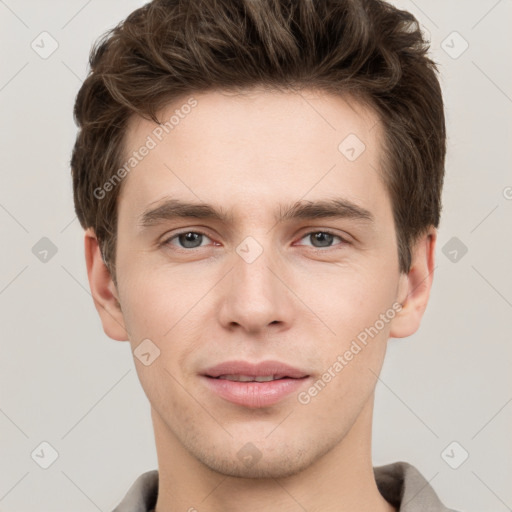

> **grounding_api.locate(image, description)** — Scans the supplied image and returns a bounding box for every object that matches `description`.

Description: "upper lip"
[202,360,309,379]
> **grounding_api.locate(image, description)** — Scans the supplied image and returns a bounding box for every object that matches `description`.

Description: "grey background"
[0,1,511,510]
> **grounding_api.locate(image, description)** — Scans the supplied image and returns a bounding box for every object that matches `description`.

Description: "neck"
[152,396,395,512]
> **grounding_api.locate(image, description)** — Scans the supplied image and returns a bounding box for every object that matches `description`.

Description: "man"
[70,0,459,510]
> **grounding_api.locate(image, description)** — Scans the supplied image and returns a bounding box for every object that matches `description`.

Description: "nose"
[217,242,295,336]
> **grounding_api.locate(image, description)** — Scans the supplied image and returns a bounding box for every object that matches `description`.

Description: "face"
[88,87,433,479]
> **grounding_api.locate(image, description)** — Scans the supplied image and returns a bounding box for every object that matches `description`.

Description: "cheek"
[297,305,389,420]
[294,259,398,342]
[117,261,186,333]
[117,265,208,370]
[291,259,397,407]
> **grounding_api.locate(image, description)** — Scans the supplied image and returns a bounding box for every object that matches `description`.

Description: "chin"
[190,436,328,480]
[202,452,310,479]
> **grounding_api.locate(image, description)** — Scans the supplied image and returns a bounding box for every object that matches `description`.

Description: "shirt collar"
[113,461,454,512]
[374,461,455,511]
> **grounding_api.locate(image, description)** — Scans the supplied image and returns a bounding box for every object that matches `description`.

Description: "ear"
[84,228,129,341]
[389,227,437,339]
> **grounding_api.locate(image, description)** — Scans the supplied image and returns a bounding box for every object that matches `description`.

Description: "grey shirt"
[112,461,460,512]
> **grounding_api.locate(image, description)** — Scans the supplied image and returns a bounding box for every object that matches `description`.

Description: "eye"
[295,231,348,249]
[161,229,349,251]
[163,231,213,249]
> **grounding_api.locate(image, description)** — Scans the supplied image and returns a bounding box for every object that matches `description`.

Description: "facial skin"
[85,88,436,512]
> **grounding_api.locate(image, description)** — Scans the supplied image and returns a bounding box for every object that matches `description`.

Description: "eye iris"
[311,232,333,247]
[179,232,202,248]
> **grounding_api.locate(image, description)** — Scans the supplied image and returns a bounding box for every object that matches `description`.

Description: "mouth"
[208,374,306,382]
[200,360,311,408]
[202,360,309,380]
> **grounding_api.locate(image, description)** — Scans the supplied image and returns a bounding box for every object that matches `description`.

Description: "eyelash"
[161,229,349,251]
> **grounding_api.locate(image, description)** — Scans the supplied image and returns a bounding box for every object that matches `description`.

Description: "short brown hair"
[71,0,446,284]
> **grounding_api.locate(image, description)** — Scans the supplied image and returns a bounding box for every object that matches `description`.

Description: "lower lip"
[201,375,309,408]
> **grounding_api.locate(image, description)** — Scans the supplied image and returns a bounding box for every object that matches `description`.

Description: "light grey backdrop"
[0,1,511,511]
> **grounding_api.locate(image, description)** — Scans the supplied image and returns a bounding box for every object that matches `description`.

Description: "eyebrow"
[137,197,375,229]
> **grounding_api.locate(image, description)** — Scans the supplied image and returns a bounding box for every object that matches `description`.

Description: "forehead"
[124,87,380,153]
[118,87,387,225]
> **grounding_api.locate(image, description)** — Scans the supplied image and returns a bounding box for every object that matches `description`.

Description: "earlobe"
[389,228,437,339]
[84,228,129,341]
